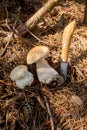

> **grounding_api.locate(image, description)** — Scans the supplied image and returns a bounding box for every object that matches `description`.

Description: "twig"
[1,0,60,48]
[0,30,9,35]
[44,96,55,130]
[18,0,60,36]
[27,29,49,45]
[0,32,13,57]
[0,6,19,57]
[0,19,18,57]
[0,6,13,57]
[14,30,33,45]
[36,95,46,109]
[5,6,12,31]
[27,29,41,41]
[16,20,48,44]
[0,79,12,86]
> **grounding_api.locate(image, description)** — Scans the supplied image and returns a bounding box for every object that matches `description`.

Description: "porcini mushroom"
[10,65,34,89]
[27,46,64,86]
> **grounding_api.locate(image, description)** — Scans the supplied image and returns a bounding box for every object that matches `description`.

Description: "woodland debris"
[18,0,60,36]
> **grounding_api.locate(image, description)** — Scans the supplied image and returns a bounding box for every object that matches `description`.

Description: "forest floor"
[0,0,87,130]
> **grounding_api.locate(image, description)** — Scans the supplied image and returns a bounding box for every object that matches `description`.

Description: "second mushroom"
[26,46,64,87]
[10,65,34,89]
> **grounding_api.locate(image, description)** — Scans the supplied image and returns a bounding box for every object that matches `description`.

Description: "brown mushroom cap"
[27,46,49,64]
[10,65,28,81]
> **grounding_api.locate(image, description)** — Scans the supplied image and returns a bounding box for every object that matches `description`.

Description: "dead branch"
[18,0,60,36]
[1,0,60,46]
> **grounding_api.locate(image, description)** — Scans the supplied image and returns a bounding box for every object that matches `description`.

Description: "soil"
[0,0,87,130]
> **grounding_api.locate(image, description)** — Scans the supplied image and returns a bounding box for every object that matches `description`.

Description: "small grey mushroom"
[10,65,34,89]
[26,46,64,86]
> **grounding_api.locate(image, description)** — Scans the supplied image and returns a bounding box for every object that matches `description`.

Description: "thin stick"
[27,29,48,44]
[36,95,46,109]
[27,29,41,41]
[0,19,18,57]
[0,6,19,57]
[44,96,55,130]
[5,6,12,31]
[0,32,13,57]
[18,0,60,36]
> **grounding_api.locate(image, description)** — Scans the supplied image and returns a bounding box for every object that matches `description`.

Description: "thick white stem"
[36,58,54,69]
[36,58,64,86]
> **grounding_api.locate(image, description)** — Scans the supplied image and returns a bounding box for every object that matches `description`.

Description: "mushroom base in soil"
[36,58,64,87]
[10,65,34,89]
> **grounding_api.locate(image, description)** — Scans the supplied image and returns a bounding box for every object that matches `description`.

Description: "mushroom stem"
[36,58,53,69]
[36,58,64,86]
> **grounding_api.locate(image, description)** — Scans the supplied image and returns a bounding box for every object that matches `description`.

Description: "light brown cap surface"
[10,65,28,81]
[27,46,49,64]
